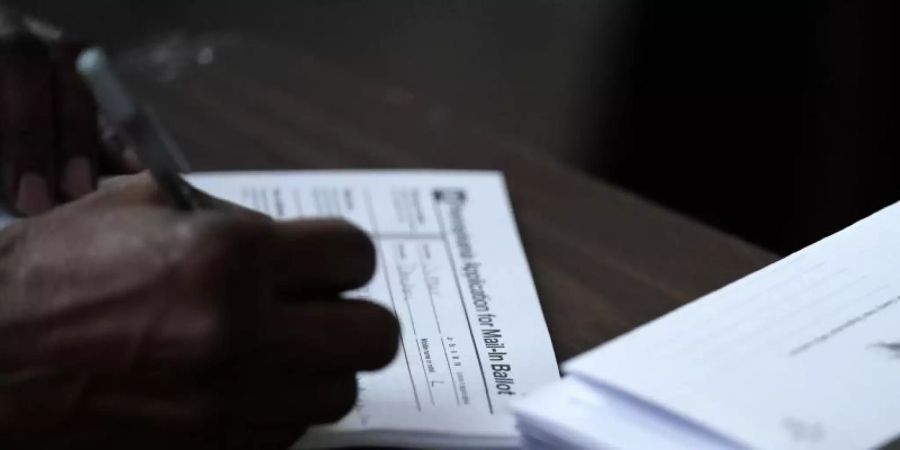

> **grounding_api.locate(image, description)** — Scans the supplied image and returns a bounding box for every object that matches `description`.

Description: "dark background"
[10,0,898,254]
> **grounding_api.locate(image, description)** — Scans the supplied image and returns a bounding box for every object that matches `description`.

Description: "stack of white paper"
[189,171,560,449]
[515,202,900,449]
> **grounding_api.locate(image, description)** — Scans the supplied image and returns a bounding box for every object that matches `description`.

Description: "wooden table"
[119,34,777,362]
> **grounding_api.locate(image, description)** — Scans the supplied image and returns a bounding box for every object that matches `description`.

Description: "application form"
[188,170,559,449]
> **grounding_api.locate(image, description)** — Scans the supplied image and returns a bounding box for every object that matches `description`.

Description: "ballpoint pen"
[76,47,205,211]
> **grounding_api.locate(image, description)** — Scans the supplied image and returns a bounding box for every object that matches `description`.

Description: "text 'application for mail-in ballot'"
[188,170,559,449]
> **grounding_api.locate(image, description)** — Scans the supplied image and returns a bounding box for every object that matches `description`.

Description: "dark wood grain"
[117,34,777,362]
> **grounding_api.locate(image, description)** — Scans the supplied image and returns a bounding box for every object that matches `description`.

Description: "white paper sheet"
[188,170,560,448]
[564,202,900,450]
[516,376,741,450]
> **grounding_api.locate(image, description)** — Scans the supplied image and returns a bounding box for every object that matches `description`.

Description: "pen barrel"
[76,48,138,124]
[120,112,199,211]
[77,46,201,212]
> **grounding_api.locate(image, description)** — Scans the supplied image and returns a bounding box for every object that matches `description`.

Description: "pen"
[76,47,203,211]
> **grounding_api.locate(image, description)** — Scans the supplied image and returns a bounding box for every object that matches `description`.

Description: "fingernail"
[15,172,53,215]
[62,157,94,198]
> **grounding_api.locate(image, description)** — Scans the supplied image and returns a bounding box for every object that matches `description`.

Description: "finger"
[52,41,101,200]
[27,21,143,177]
[233,299,399,372]
[21,14,103,200]
[92,171,192,209]
[0,19,57,215]
[267,219,377,295]
[93,172,167,205]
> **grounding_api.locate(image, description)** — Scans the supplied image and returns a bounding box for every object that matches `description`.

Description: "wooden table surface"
[119,34,777,362]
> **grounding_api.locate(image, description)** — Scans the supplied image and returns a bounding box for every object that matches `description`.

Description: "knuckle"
[169,215,235,269]
[169,213,270,290]
[177,213,243,252]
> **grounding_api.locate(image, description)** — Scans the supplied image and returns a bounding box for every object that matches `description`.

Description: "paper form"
[515,377,741,450]
[565,202,900,450]
[188,170,559,448]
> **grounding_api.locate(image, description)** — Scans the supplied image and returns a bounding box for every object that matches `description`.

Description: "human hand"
[0,4,139,216]
[0,173,399,449]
